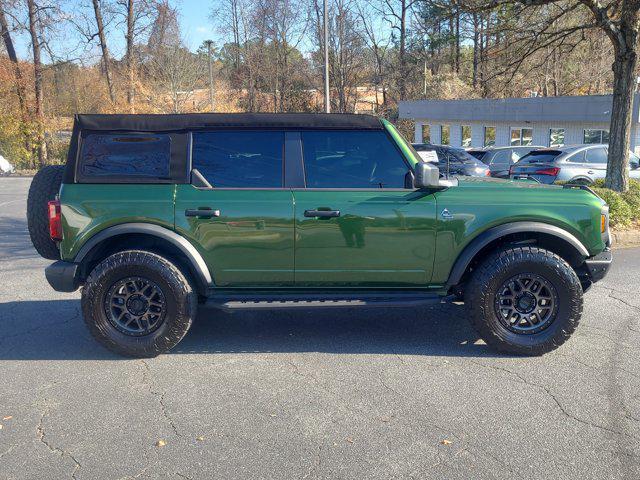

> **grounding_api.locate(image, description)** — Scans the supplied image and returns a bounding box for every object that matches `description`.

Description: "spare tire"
[27,165,65,260]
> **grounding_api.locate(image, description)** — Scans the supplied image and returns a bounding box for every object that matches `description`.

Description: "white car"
[0,155,14,175]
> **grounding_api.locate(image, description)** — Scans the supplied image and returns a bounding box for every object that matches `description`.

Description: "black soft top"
[74,112,383,132]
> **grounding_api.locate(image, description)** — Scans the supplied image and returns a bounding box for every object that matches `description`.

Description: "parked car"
[412,143,491,177]
[0,155,14,175]
[27,113,611,358]
[509,144,640,184]
[467,146,544,178]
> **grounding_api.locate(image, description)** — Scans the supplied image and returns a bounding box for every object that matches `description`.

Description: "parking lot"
[0,176,639,479]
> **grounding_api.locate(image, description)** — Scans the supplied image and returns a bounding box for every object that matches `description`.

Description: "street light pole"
[204,40,215,112]
[323,0,330,113]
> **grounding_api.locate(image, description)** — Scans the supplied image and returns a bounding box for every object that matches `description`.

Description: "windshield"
[446,148,484,165]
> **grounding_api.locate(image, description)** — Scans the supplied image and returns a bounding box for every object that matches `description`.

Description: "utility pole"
[323,0,330,113]
[204,40,215,112]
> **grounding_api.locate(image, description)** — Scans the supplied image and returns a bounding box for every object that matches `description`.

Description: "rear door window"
[79,134,171,178]
[192,131,284,188]
[301,130,407,188]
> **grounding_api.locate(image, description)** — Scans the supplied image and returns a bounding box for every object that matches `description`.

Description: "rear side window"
[585,147,607,164]
[192,131,284,188]
[302,131,407,188]
[79,134,171,178]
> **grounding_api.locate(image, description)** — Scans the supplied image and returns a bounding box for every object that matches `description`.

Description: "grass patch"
[592,179,640,229]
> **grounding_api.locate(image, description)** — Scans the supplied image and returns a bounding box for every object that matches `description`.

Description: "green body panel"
[431,177,606,284]
[174,185,295,287]
[59,184,176,260]
[292,190,437,287]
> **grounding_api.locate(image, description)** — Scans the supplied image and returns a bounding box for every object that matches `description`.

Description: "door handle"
[304,209,340,218]
[185,208,220,218]
[587,171,594,174]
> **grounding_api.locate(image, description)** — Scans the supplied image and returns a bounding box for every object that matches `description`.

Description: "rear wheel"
[81,250,197,357]
[27,165,64,260]
[465,246,583,355]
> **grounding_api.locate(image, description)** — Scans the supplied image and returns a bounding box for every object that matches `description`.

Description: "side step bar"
[203,292,450,311]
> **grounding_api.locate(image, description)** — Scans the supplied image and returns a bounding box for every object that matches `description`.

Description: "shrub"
[592,179,640,229]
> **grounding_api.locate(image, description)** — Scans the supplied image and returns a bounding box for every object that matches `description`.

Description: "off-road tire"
[81,250,197,357]
[27,165,65,260]
[465,246,583,355]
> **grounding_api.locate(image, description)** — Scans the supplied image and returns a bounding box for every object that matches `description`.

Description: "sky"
[10,0,217,62]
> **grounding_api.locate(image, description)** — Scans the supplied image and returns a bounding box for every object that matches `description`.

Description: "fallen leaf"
[440,439,453,446]
[2,416,12,421]
[379,416,391,423]
[156,439,166,447]
[196,436,205,442]
[346,437,354,444]
[0,424,3,430]
[269,413,277,417]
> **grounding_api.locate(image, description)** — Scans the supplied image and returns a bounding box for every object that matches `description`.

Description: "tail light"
[48,200,62,241]
[534,167,560,176]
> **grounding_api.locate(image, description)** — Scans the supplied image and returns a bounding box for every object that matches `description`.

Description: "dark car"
[468,146,544,178]
[412,144,490,177]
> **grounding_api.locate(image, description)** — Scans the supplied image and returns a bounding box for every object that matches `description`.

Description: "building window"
[484,126,496,147]
[441,125,450,145]
[422,125,431,143]
[584,129,610,144]
[549,128,565,147]
[510,127,533,146]
[461,125,472,147]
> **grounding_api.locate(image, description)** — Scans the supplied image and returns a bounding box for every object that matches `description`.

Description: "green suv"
[27,113,612,357]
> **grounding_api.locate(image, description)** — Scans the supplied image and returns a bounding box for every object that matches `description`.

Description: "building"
[399,94,640,153]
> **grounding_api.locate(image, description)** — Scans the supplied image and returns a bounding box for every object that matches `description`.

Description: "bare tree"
[148,44,206,113]
[92,0,116,103]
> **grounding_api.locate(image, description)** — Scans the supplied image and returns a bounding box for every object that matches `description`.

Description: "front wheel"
[81,250,197,357]
[465,246,583,355]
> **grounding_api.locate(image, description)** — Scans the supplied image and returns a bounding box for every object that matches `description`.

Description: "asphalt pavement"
[0,177,639,479]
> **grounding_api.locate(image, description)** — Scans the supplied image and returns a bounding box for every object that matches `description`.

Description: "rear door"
[292,129,437,287]
[584,147,608,181]
[174,130,295,287]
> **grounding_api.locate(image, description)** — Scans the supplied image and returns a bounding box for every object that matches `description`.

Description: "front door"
[293,130,437,287]
[175,130,294,287]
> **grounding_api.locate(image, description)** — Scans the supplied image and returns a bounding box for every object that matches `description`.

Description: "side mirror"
[414,162,440,189]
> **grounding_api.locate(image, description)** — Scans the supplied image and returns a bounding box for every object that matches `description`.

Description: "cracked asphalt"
[1,177,639,480]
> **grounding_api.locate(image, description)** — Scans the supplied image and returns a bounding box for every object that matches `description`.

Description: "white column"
[414,122,423,143]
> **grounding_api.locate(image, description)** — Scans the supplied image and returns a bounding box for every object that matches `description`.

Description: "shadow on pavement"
[0,299,506,360]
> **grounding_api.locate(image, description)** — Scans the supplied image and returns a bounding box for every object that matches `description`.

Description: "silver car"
[509,144,640,184]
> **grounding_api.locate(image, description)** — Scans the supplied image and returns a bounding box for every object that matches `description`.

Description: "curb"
[611,229,640,249]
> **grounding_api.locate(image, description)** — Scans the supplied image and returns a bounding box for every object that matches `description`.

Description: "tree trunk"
[126,0,135,113]
[605,43,637,192]
[27,0,47,167]
[92,0,116,104]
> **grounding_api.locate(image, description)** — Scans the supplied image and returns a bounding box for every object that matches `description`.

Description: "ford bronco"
[26,113,612,357]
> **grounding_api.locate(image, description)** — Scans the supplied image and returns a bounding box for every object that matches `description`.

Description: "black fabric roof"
[74,113,383,132]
